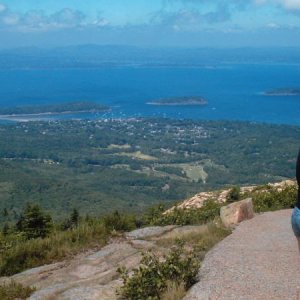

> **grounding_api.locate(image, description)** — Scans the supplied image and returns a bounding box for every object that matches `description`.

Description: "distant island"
[147,96,208,106]
[264,88,300,96]
[0,101,109,116]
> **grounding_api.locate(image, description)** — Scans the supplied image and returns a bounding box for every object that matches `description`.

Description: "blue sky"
[0,0,300,48]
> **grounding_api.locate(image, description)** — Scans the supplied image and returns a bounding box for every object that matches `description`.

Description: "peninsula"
[264,88,300,96]
[147,96,208,106]
[0,101,109,116]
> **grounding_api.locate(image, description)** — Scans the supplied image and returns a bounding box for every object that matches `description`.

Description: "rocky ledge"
[0,225,206,300]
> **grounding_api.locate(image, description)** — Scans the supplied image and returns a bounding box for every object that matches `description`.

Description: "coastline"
[0,109,110,122]
[264,93,300,96]
[0,109,111,118]
[263,88,300,96]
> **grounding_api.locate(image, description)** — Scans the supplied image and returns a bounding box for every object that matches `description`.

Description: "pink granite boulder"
[220,198,254,228]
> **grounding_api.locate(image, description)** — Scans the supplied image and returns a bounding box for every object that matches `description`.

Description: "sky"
[0,0,300,48]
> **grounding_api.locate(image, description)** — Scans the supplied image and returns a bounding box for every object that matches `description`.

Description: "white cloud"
[256,0,300,10]
[0,5,111,32]
[266,22,281,28]
[93,18,110,27]
[151,4,233,33]
[0,3,6,13]
[2,14,19,25]
[283,0,300,9]
[151,9,204,32]
[49,8,85,27]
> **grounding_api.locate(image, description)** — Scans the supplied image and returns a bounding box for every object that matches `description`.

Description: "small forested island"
[147,96,208,106]
[0,101,109,116]
[264,88,300,96]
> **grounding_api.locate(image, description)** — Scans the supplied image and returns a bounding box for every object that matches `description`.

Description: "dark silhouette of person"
[291,149,300,253]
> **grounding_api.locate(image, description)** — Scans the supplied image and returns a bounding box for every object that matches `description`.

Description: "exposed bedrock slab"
[184,209,300,300]
[2,224,204,300]
[125,225,177,239]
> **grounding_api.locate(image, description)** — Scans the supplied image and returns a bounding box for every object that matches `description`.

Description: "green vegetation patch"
[146,200,222,226]
[0,101,109,116]
[0,118,299,223]
[0,281,35,300]
[251,184,296,213]
[118,223,230,300]
[0,204,109,276]
[118,240,200,300]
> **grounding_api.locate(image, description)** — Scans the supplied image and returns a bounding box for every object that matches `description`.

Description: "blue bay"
[0,63,300,125]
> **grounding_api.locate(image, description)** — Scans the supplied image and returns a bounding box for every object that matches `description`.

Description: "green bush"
[152,200,221,226]
[253,185,297,213]
[226,186,240,203]
[103,210,136,232]
[143,204,166,225]
[0,281,35,300]
[118,240,200,300]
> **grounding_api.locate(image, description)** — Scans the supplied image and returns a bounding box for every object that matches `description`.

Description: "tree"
[2,223,9,236]
[70,208,79,227]
[2,208,8,217]
[17,203,53,239]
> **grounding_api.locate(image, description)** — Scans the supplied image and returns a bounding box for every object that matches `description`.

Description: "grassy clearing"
[152,162,209,182]
[156,222,231,251]
[116,151,157,161]
[137,162,209,182]
[0,280,36,300]
[181,164,207,183]
[110,164,131,170]
[108,144,131,150]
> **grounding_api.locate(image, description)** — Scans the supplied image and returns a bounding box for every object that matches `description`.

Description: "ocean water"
[0,64,300,125]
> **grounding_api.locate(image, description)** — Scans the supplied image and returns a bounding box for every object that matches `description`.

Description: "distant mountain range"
[0,45,300,69]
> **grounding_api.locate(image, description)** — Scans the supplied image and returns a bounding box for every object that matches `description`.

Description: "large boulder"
[220,198,254,228]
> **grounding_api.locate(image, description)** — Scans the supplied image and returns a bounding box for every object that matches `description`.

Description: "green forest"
[0,118,299,223]
[0,101,109,115]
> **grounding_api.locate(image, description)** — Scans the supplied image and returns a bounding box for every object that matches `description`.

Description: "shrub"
[143,204,166,225]
[118,240,200,300]
[152,200,221,226]
[103,210,136,232]
[227,186,240,203]
[253,185,296,213]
